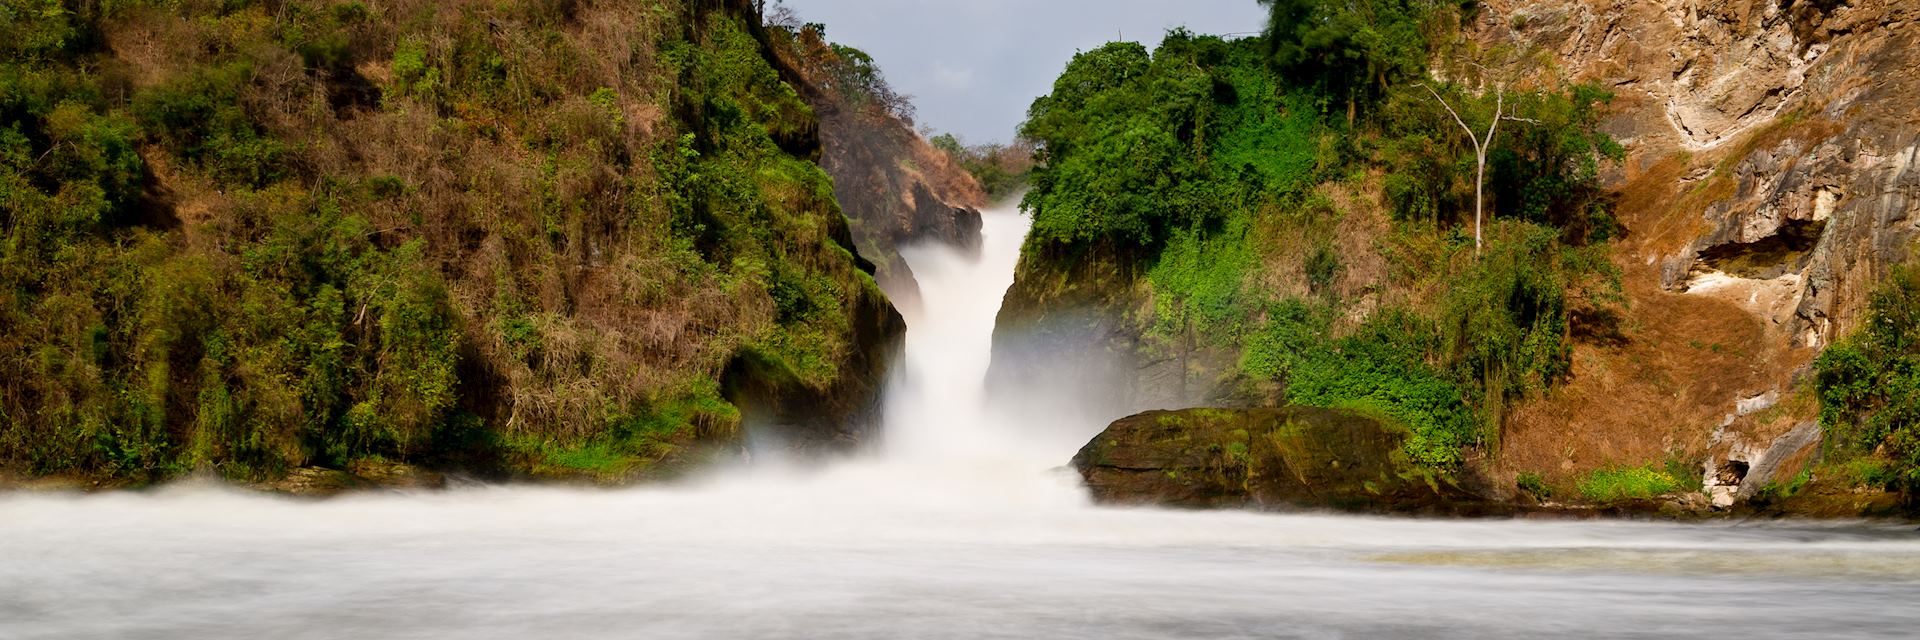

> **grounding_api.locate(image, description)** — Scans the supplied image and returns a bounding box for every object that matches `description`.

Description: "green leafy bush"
[1516,472,1552,498]
[1816,265,1920,492]
[1020,34,1276,249]
[1242,302,1477,467]
[389,36,438,98]
[1578,466,1680,502]
[1148,218,1257,338]
[1488,84,1627,244]
[1440,224,1615,414]
[1258,0,1457,119]
[1376,78,1625,243]
[930,133,1033,201]
[1303,243,1342,295]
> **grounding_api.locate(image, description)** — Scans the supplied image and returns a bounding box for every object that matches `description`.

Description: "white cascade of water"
[6,207,1920,640]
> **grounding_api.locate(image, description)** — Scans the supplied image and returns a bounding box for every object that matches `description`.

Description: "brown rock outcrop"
[768,27,988,311]
[1473,0,1919,502]
[1479,0,1920,346]
[1073,408,1485,513]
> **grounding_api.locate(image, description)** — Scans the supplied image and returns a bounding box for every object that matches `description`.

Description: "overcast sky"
[785,0,1268,144]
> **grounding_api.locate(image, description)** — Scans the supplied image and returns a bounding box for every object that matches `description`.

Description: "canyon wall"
[1482,0,1919,505]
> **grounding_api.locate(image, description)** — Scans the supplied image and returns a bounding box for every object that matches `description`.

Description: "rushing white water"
[5,206,1920,639]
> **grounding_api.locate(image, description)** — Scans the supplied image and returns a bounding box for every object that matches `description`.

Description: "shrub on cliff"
[1241,303,1476,468]
[931,134,1033,202]
[0,1,887,483]
[1817,265,1920,492]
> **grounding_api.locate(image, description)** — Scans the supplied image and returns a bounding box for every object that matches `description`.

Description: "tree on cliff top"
[775,18,916,124]
[1259,0,1462,122]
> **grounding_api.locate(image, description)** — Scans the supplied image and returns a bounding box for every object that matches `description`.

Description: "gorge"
[8,205,1920,640]
[6,0,1920,636]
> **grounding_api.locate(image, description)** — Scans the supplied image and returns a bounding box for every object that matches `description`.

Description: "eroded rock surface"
[1455,0,1918,508]
[1073,408,1483,513]
[773,37,988,312]
[1482,0,1920,350]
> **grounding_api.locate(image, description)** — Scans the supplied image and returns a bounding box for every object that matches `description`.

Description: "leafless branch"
[1417,83,1480,154]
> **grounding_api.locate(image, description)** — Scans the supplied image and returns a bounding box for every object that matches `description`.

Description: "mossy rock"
[1071,407,1488,513]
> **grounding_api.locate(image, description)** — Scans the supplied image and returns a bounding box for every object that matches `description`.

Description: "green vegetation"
[1577,466,1681,503]
[931,134,1034,202]
[1259,0,1463,121]
[1020,35,1308,248]
[1016,5,1622,469]
[1816,265,1920,492]
[780,19,916,125]
[1241,303,1476,467]
[1515,472,1551,499]
[1750,468,1813,504]
[0,1,884,484]
[1837,457,1898,488]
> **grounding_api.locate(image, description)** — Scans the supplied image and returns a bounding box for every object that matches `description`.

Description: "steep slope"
[993,1,1920,513]
[1477,0,1920,505]
[0,0,902,487]
[767,21,986,311]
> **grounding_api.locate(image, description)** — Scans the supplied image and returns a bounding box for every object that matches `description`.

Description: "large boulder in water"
[1071,407,1487,513]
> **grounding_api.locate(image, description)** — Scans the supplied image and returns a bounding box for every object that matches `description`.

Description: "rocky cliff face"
[1483,0,1918,344]
[1478,0,1920,503]
[769,26,987,312]
[988,245,1243,432]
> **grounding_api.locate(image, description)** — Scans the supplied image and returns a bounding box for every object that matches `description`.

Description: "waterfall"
[6,205,1919,640]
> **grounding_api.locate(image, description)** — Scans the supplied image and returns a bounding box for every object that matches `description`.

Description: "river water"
[4,208,1920,639]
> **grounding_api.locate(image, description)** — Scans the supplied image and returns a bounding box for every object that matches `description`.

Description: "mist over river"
[5,208,1920,639]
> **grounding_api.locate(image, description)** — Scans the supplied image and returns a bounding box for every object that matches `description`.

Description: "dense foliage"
[0,0,881,483]
[1816,266,1920,492]
[1258,0,1464,119]
[1020,34,1327,249]
[799,32,916,125]
[1374,81,1625,243]
[1016,6,1622,468]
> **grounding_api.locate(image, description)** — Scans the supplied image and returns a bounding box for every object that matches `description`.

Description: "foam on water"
[5,206,1920,639]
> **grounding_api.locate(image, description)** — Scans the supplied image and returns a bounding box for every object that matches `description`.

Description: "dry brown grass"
[3,0,896,479]
[1492,115,1844,490]
[154,0,787,440]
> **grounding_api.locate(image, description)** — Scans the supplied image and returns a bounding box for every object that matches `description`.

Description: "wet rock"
[1072,407,1486,513]
[723,284,905,455]
[906,183,984,253]
[249,461,449,497]
[346,459,448,490]
[787,42,987,313]
[1705,419,1827,507]
[988,246,1240,435]
[253,468,367,497]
